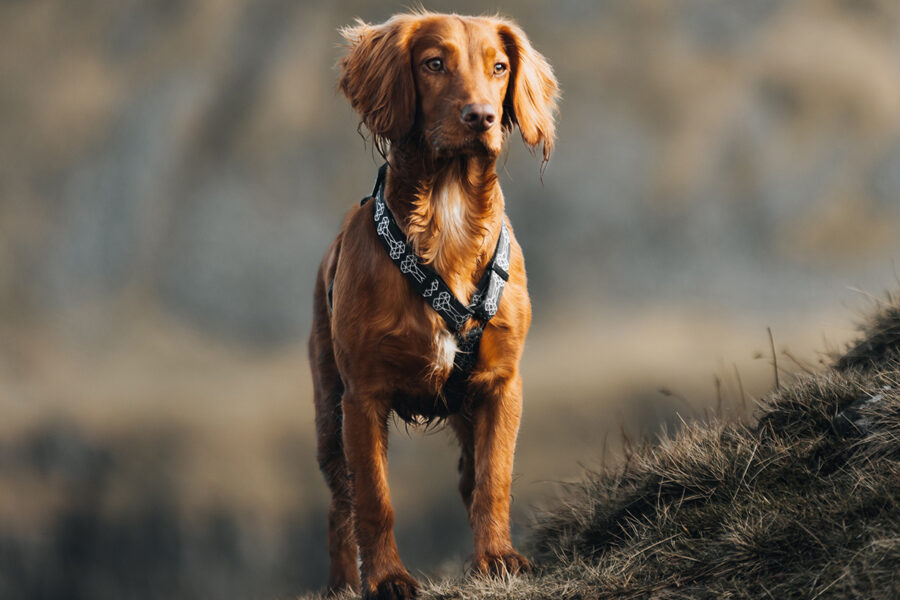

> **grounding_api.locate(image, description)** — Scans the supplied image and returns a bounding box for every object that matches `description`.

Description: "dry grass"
[303,295,900,599]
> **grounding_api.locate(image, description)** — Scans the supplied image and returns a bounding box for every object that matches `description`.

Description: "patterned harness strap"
[366,163,510,384]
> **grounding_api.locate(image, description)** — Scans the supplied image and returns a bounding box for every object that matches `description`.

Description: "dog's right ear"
[338,17,417,155]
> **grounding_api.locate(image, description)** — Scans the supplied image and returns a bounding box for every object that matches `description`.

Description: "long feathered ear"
[338,17,418,156]
[498,21,559,163]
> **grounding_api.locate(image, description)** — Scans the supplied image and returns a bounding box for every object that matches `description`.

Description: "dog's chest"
[429,180,480,302]
[431,329,458,378]
[390,326,470,422]
[433,183,468,247]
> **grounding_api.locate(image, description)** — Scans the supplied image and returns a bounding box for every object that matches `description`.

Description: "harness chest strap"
[368,163,510,378]
[370,164,509,316]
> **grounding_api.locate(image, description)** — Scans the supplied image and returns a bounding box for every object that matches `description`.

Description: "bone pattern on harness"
[423,279,439,298]
[377,217,406,260]
[483,277,503,317]
[400,254,427,283]
[369,163,509,334]
[495,225,510,270]
[433,292,471,327]
[364,163,511,396]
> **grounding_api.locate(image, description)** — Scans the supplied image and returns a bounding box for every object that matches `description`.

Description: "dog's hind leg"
[310,266,359,594]
[314,379,358,594]
[450,414,476,516]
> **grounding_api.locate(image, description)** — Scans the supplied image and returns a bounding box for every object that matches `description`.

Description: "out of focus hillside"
[3,0,900,335]
[1,1,900,599]
[314,292,900,600]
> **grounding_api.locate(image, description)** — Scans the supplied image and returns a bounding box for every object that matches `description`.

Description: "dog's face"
[411,18,510,157]
[339,13,558,161]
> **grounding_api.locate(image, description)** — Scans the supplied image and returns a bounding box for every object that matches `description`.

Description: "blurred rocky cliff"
[3,0,900,344]
[2,1,900,599]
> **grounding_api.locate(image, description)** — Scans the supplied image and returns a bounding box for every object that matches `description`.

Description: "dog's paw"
[472,550,532,577]
[363,571,419,600]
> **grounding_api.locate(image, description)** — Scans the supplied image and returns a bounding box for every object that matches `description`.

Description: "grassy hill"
[314,295,900,599]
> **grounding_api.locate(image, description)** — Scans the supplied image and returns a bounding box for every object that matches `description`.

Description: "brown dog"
[309,11,557,599]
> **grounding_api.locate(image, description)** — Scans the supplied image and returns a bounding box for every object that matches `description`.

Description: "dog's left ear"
[498,21,559,163]
[338,16,418,154]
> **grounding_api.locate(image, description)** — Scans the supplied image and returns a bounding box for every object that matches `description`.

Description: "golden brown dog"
[309,11,557,599]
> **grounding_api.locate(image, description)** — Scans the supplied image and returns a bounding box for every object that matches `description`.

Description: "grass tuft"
[306,295,900,599]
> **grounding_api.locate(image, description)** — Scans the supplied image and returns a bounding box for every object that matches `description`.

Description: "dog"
[309,11,557,599]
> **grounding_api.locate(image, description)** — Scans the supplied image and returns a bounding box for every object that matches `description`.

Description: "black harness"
[330,163,511,413]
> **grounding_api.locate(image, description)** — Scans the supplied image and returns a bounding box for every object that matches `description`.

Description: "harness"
[330,163,511,413]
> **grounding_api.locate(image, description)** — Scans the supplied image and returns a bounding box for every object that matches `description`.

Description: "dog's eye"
[425,58,444,72]
[493,62,508,75]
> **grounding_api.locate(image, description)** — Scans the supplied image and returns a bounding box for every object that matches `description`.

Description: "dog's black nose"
[461,103,496,131]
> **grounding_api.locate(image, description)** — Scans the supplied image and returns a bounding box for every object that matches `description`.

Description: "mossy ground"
[309,295,900,599]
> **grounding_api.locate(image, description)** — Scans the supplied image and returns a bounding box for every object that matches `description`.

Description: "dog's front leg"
[342,394,419,600]
[469,375,532,575]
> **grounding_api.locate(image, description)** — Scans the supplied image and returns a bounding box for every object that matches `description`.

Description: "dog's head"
[338,12,559,162]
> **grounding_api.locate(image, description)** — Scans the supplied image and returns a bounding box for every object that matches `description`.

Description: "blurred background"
[3,0,900,598]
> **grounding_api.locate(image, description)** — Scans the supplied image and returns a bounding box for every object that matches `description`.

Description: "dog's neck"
[384,146,504,299]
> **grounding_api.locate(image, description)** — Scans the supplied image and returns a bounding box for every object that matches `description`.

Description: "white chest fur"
[433,180,469,256]
[432,329,458,378]
[429,178,484,305]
